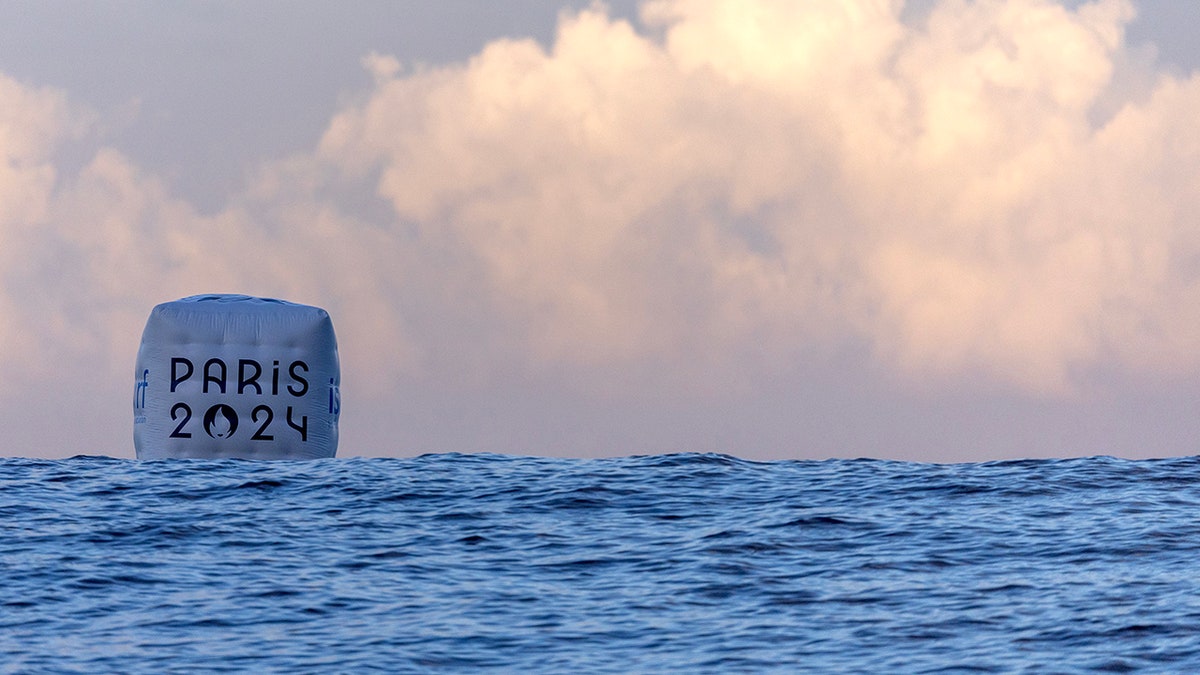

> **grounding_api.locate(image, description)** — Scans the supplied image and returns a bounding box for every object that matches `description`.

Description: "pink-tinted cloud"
[2,0,1200,458]
[315,0,1197,394]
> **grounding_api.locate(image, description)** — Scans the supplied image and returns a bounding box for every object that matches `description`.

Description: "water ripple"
[2,453,1199,671]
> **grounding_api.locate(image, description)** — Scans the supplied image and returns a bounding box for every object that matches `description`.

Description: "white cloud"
[0,73,84,374]
[315,0,1194,394]
[2,0,1200,443]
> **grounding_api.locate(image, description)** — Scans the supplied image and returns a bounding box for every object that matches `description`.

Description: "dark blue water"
[3,453,1200,672]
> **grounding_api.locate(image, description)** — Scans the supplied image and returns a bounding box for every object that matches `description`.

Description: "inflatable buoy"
[133,294,340,459]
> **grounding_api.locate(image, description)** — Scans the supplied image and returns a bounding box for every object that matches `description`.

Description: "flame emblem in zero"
[203,404,239,439]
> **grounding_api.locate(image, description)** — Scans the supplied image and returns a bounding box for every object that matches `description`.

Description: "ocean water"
[3,454,1200,673]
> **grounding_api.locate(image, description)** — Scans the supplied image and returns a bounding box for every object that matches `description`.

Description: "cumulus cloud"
[315,0,1200,394]
[0,73,76,368]
[2,0,1200,429]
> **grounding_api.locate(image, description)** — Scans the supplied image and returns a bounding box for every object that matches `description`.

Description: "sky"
[1,0,1200,462]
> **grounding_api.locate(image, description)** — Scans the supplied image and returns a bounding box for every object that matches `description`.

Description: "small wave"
[1,452,1199,672]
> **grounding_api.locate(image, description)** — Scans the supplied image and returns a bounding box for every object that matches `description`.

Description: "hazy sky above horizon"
[2,0,1200,462]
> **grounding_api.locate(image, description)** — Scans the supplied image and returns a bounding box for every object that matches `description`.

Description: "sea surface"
[3,453,1200,673]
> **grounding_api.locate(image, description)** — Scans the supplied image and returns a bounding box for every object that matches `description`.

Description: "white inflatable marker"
[134,295,340,459]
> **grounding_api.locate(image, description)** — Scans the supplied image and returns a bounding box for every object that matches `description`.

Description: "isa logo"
[329,379,341,416]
